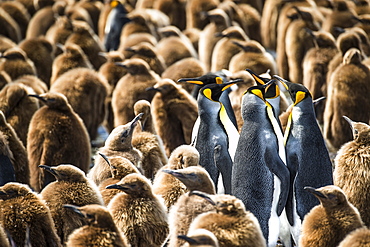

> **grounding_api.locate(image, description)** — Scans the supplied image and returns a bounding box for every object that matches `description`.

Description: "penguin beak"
[177,235,199,244]
[63,204,84,217]
[28,94,47,102]
[130,113,143,128]
[304,186,327,199]
[145,86,161,92]
[177,78,204,85]
[0,190,6,196]
[343,116,354,126]
[39,165,57,176]
[214,32,224,38]
[189,190,216,205]
[56,43,65,53]
[105,184,124,190]
[162,169,186,179]
[313,96,326,106]
[343,116,358,138]
[125,47,136,53]
[272,75,290,90]
[98,52,108,58]
[221,79,242,91]
[246,69,271,85]
[231,40,244,50]
[114,62,128,68]
[98,152,110,166]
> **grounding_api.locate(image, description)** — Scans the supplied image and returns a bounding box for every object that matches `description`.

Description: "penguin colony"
[1,0,370,246]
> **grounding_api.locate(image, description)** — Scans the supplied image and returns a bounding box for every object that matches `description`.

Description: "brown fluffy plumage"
[0,223,9,247]
[0,47,36,80]
[107,173,169,247]
[50,43,93,85]
[65,204,128,247]
[0,6,21,44]
[299,185,364,247]
[152,145,200,210]
[324,48,370,151]
[0,182,61,247]
[40,164,104,244]
[149,78,198,156]
[188,192,265,247]
[13,75,48,95]
[185,0,219,30]
[88,114,143,185]
[45,16,73,51]
[334,118,370,226]
[112,58,159,127]
[0,130,15,186]
[0,111,29,185]
[166,166,216,247]
[179,228,220,247]
[27,92,91,192]
[0,1,30,40]
[0,82,39,146]
[25,6,56,39]
[50,67,109,141]
[338,227,370,247]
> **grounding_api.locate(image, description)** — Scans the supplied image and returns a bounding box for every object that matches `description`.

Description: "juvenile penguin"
[188,191,266,247]
[0,1,29,39]
[0,82,40,146]
[334,117,370,226]
[299,185,364,247]
[231,82,290,247]
[50,67,109,141]
[0,131,15,186]
[152,145,200,210]
[0,182,61,247]
[50,43,93,85]
[338,227,370,247]
[0,47,37,81]
[40,164,104,244]
[25,6,56,39]
[178,229,220,247]
[112,58,159,127]
[106,173,169,247]
[184,80,241,194]
[165,166,216,247]
[45,16,73,51]
[27,92,91,192]
[88,114,143,185]
[97,153,140,205]
[64,204,128,247]
[324,48,370,151]
[0,111,29,185]
[274,75,334,244]
[147,78,198,156]
[185,0,219,30]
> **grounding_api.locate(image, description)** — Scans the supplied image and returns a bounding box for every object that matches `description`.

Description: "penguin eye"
[86,213,94,219]
[121,130,129,139]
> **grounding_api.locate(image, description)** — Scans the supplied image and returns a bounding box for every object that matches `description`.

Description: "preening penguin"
[299,185,364,247]
[106,173,169,247]
[27,92,91,192]
[40,164,104,244]
[187,191,266,247]
[104,0,130,52]
[0,182,61,247]
[178,228,220,247]
[182,79,240,194]
[88,113,143,186]
[274,75,334,244]
[334,117,370,227]
[64,204,128,247]
[148,78,198,156]
[231,81,289,247]
[165,166,216,247]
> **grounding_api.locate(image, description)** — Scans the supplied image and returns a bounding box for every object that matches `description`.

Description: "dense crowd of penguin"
[0,0,370,246]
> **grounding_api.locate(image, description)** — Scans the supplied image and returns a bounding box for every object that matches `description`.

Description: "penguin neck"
[241,93,266,121]
[219,103,239,160]
[266,102,286,164]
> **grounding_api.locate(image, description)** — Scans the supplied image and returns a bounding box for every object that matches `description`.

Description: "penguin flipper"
[0,154,15,186]
[214,144,233,194]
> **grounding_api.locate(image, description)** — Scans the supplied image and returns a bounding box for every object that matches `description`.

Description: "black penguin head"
[246,69,279,99]
[343,116,370,142]
[273,75,311,105]
[304,185,349,209]
[244,79,275,101]
[39,164,86,183]
[178,74,225,86]
[200,79,242,102]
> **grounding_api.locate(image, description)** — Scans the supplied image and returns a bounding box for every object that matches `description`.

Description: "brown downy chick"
[40,164,104,244]
[166,166,216,247]
[299,185,365,247]
[338,227,370,247]
[107,173,169,247]
[0,182,61,247]
[45,16,73,53]
[88,113,143,185]
[187,191,265,247]
[27,92,91,192]
[178,228,220,247]
[64,204,128,247]
[148,78,198,156]
[97,153,140,206]
[0,47,37,80]
[153,145,200,210]
[334,117,370,227]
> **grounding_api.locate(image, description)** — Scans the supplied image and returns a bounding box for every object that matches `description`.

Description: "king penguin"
[273,75,334,245]
[231,81,290,247]
[184,79,241,194]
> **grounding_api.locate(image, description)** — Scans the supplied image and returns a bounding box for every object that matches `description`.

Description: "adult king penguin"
[273,75,333,245]
[181,79,241,194]
[231,81,290,247]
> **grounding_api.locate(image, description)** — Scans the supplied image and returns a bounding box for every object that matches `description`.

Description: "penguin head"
[1,47,28,61]
[134,100,151,131]
[64,204,115,228]
[0,182,32,200]
[105,173,153,198]
[146,79,180,96]
[304,185,349,209]
[244,79,275,101]
[28,92,71,111]
[125,42,157,58]
[158,26,181,38]
[167,145,200,169]
[273,75,311,105]
[343,48,363,65]
[115,58,151,75]
[215,26,247,40]
[343,116,370,143]
[231,40,265,53]
[178,74,225,86]
[39,164,87,183]
[305,29,337,49]
[246,69,280,99]
[200,79,242,102]
[177,229,219,247]
[99,152,138,178]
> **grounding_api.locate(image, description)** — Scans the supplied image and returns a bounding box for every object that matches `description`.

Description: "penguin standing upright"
[231,81,290,247]
[273,75,333,245]
[182,79,241,194]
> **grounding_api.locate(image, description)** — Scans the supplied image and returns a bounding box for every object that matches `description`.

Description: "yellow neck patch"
[294,91,306,105]
[203,88,213,101]
[215,77,223,84]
